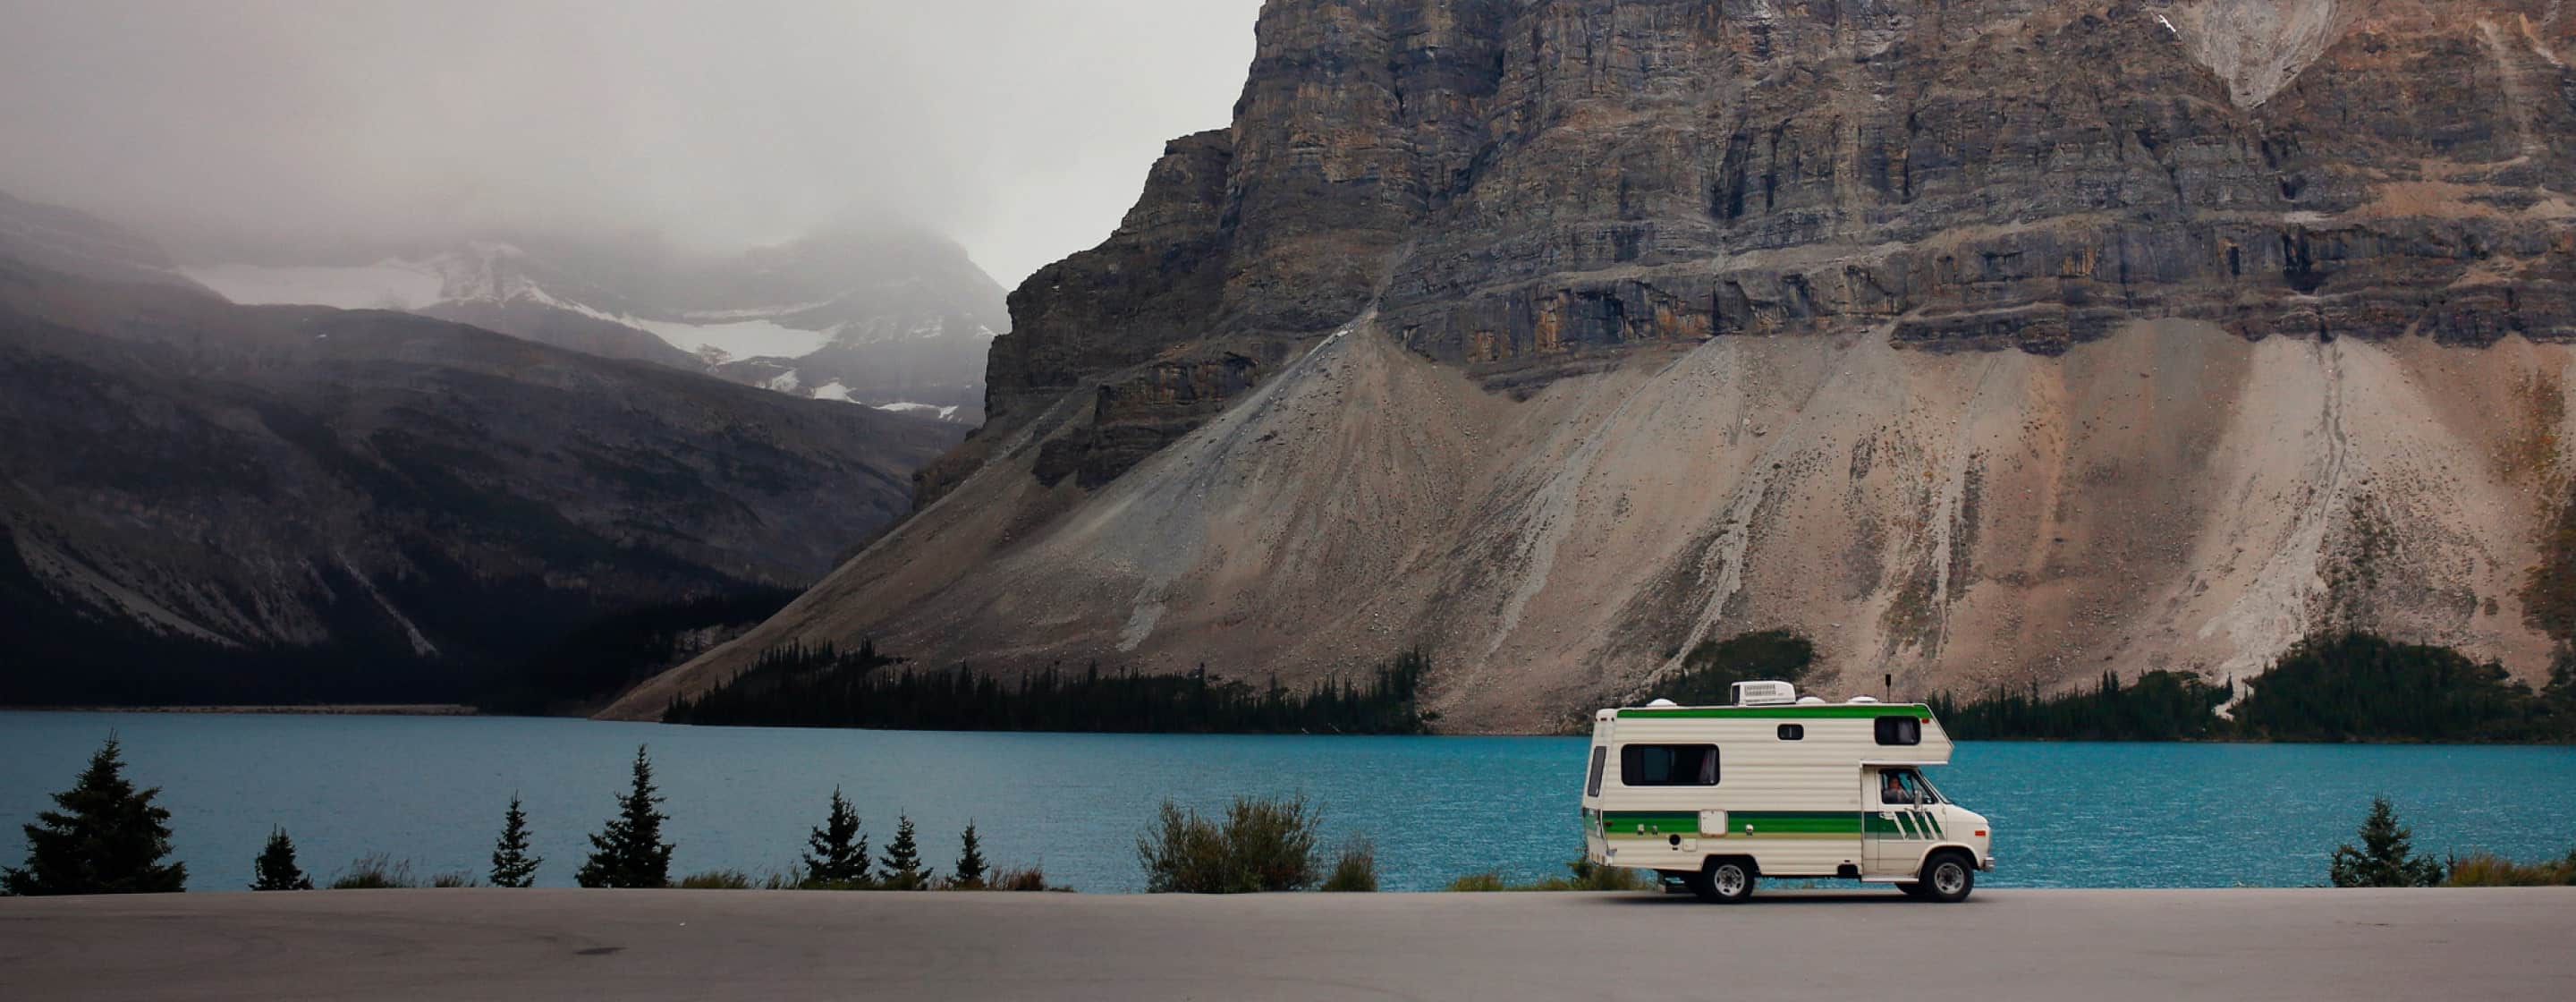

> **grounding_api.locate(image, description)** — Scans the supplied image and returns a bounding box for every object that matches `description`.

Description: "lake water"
[2,712,2571,892]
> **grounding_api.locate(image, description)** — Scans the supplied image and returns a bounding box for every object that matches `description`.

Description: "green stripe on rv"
[1614,705,1933,719]
[1728,811,1862,834]
[1599,811,1867,837]
[1866,812,1946,837]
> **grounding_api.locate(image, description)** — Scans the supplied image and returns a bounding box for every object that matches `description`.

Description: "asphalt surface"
[4,887,2571,1000]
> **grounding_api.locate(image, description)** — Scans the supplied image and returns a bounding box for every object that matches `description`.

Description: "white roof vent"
[1848,695,1880,704]
[1796,696,1826,705]
[1731,681,1799,706]
[1646,698,1679,708]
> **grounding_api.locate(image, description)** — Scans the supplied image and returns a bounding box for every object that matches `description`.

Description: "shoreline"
[6,708,2576,745]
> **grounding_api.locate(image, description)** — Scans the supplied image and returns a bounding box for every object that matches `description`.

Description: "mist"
[0,0,1264,284]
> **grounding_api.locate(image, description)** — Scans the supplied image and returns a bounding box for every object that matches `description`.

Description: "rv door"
[1862,768,1940,878]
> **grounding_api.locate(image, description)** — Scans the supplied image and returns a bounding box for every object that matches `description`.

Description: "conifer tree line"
[4,738,1044,896]
[1929,632,2576,743]
[665,642,1434,735]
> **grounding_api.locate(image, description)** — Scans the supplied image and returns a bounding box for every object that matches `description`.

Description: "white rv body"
[1580,685,1994,901]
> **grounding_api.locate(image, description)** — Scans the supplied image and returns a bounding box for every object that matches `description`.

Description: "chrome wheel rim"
[1713,866,1747,897]
[1933,862,1967,896]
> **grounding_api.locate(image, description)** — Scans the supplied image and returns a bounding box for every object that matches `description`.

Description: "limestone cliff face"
[615,0,2576,731]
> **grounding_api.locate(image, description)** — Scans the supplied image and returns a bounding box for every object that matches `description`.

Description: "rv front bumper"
[1980,856,1996,872]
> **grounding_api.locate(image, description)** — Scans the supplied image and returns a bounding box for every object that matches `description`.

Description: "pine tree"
[489,795,542,888]
[3,736,187,896]
[878,814,931,890]
[250,827,313,891]
[800,788,871,887]
[575,746,674,889]
[2330,796,2445,887]
[953,821,989,889]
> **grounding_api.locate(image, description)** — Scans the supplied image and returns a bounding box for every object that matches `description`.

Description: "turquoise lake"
[3,712,2571,892]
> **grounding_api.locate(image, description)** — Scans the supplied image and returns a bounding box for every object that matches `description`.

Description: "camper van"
[1580,681,1993,903]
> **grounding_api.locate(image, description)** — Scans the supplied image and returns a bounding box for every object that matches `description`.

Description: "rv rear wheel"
[1692,859,1755,904]
[1918,852,1975,904]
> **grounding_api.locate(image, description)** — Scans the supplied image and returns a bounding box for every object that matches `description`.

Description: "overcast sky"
[0,0,1265,284]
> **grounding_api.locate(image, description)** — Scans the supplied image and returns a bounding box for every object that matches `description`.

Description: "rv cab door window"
[1875,769,1939,806]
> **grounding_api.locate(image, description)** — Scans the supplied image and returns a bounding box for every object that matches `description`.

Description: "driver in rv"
[1882,771,1914,804]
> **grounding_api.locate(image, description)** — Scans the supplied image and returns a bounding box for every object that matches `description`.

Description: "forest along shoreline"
[643,628,2576,744]
[12,627,2575,744]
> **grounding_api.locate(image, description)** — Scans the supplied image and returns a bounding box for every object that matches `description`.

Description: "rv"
[1580,681,1994,903]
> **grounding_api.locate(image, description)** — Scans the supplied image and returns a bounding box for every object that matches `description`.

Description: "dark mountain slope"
[0,257,962,705]
[0,191,214,294]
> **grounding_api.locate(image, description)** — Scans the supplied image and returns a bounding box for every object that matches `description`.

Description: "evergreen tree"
[800,788,870,887]
[877,814,931,890]
[489,795,542,888]
[575,746,674,889]
[250,827,313,891]
[953,821,988,889]
[3,736,187,896]
[2330,796,2445,887]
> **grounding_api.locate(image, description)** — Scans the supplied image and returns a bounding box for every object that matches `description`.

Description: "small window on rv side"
[1585,746,1609,798]
[1777,724,1804,741]
[1620,744,1719,786]
[1875,716,1923,746]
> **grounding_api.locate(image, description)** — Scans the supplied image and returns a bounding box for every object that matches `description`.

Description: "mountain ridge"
[182,225,1009,420]
[0,234,963,706]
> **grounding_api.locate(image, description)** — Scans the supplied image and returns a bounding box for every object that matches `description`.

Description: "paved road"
[4,888,2570,1000]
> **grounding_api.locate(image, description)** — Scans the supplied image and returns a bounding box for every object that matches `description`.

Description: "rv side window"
[1620,744,1719,786]
[1875,716,1923,746]
[1777,725,1804,741]
[1585,746,1608,797]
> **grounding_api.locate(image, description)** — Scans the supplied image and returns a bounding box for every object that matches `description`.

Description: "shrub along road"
[2,888,2569,999]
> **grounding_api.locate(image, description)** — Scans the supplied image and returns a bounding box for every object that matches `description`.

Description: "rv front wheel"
[1919,852,1975,904]
[1692,859,1755,904]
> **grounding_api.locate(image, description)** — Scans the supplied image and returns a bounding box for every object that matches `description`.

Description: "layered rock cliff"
[615,0,2576,731]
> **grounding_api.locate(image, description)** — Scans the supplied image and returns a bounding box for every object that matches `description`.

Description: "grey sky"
[0,0,1264,284]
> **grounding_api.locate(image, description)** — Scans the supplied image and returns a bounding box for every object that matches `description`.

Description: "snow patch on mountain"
[874,402,963,420]
[633,317,833,361]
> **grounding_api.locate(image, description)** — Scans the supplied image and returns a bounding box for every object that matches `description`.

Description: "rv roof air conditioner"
[1729,681,1798,707]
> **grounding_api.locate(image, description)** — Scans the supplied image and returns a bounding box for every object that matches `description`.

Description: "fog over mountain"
[0,0,1263,285]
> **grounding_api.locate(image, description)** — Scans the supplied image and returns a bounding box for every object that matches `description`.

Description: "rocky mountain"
[609,0,2576,732]
[0,234,964,705]
[185,225,1009,421]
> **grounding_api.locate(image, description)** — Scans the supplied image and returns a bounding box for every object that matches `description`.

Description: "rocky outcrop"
[614,0,2576,730]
